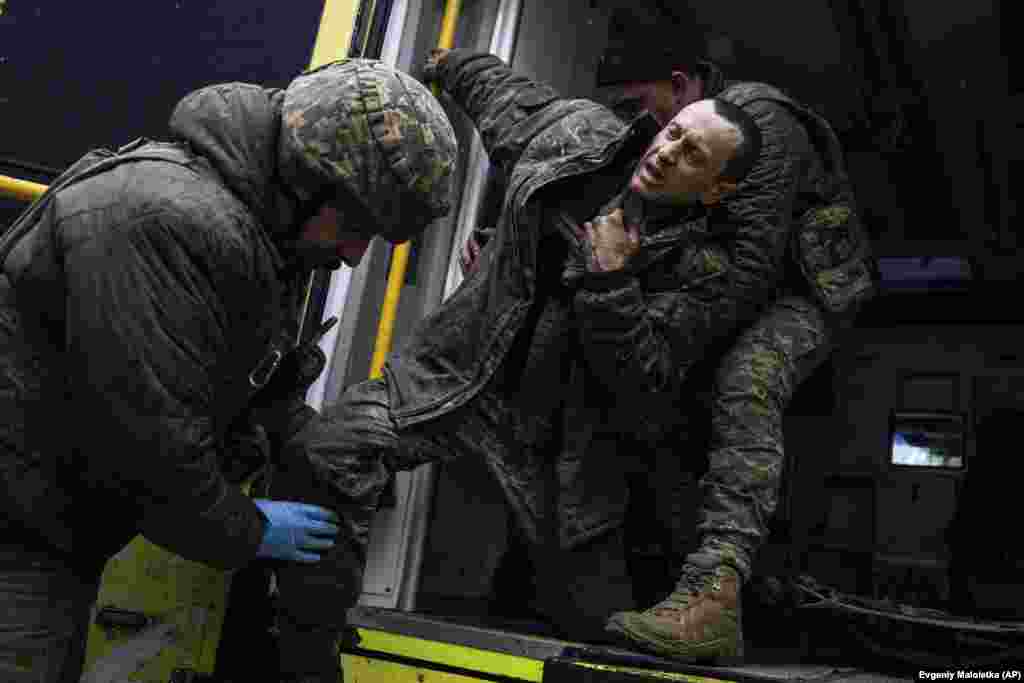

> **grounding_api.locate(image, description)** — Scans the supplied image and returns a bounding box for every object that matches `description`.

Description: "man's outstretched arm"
[425,49,583,175]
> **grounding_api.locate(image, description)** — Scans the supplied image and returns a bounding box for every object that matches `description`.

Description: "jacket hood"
[168,83,302,243]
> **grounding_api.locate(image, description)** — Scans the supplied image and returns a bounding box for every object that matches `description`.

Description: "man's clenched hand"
[579,208,641,273]
[460,230,483,277]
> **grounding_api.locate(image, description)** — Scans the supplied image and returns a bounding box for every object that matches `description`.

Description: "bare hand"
[422,48,451,83]
[459,231,483,276]
[579,209,640,273]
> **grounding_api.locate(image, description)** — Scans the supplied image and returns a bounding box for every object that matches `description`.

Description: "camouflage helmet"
[279,59,457,242]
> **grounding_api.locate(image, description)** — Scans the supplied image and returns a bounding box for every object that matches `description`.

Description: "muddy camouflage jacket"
[385,51,872,546]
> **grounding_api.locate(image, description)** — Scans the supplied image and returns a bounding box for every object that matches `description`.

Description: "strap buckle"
[249,349,283,389]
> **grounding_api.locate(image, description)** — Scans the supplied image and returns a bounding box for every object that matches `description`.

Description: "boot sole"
[606,619,743,666]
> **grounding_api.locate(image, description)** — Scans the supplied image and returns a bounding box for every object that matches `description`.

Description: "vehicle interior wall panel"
[511,1,611,101]
[417,451,510,602]
[793,323,1024,597]
[901,0,1009,252]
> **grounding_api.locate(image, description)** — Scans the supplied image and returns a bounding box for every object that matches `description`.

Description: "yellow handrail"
[0,174,47,202]
[367,0,462,380]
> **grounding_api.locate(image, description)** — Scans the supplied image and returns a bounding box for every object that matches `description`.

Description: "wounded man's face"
[629,99,740,206]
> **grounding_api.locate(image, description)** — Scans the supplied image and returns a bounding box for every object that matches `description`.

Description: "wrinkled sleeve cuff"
[438,48,482,88]
[141,487,266,571]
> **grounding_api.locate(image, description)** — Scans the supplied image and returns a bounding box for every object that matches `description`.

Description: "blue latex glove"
[253,500,340,563]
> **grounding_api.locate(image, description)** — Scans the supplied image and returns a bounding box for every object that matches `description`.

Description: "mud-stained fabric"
[697,296,835,579]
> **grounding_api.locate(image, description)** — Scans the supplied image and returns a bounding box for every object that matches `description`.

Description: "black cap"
[596,7,708,87]
[596,46,700,87]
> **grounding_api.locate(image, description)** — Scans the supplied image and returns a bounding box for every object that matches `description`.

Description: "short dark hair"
[712,99,762,184]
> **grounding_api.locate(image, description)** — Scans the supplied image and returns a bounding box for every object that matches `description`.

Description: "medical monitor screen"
[889,412,965,470]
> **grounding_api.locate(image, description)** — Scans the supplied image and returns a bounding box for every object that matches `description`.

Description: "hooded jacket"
[0,83,309,574]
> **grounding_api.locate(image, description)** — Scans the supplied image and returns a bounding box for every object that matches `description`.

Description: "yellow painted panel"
[344,654,494,683]
[81,536,233,681]
[356,628,545,682]
[344,640,736,683]
[310,0,362,68]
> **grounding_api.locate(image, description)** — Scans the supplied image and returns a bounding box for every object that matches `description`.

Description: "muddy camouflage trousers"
[621,294,836,603]
[696,295,834,581]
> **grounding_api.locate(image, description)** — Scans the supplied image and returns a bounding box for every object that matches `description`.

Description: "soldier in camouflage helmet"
[279,59,456,246]
[0,58,456,682]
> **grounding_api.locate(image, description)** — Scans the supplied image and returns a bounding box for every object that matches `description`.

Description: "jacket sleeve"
[63,211,266,571]
[573,256,758,416]
[436,49,567,173]
[574,100,811,408]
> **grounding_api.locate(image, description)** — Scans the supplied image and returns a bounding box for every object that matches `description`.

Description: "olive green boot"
[605,559,743,664]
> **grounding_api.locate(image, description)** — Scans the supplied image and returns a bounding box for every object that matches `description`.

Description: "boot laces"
[675,561,719,597]
[650,561,719,616]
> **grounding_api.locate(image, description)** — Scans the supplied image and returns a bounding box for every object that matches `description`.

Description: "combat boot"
[605,556,743,663]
